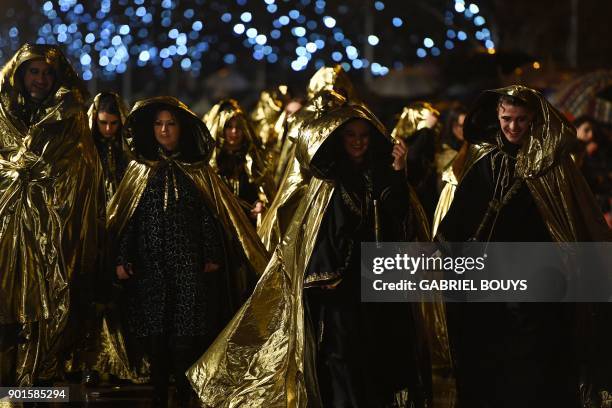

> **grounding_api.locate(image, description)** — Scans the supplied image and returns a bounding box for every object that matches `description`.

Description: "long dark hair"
[441,103,468,150]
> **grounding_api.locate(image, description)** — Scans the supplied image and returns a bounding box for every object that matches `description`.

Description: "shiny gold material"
[203,99,275,204]
[87,92,129,199]
[390,101,440,141]
[0,43,103,385]
[258,67,361,252]
[458,85,611,242]
[187,91,436,407]
[250,85,289,148]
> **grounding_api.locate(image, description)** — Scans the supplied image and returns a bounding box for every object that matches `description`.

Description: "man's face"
[96,111,121,139]
[23,60,55,102]
[341,119,370,163]
[497,102,533,145]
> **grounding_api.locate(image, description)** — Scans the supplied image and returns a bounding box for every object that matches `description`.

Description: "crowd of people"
[0,43,610,408]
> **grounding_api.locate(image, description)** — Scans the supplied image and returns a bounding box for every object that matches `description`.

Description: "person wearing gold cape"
[106,96,269,407]
[435,85,611,407]
[0,43,104,386]
[204,99,274,223]
[187,90,434,407]
[391,102,440,224]
[257,65,360,252]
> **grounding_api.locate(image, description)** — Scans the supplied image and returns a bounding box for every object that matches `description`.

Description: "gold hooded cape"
[87,92,130,200]
[187,91,435,407]
[203,99,275,206]
[257,66,360,252]
[250,85,290,167]
[0,43,104,385]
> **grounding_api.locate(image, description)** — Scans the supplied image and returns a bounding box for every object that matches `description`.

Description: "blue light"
[246,28,258,38]
[289,10,300,19]
[474,16,485,26]
[221,13,232,23]
[457,31,467,41]
[177,45,187,55]
[345,45,357,59]
[58,33,68,43]
[43,1,53,12]
[136,6,146,17]
[416,48,427,58]
[392,17,403,27]
[193,21,203,31]
[236,0,246,4]
[297,55,308,65]
[475,31,484,40]
[161,0,172,8]
[445,40,454,49]
[464,10,474,18]
[485,40,495,49]
[297,37,308,46]
[332,51,342,62]
[341,62,350,71]
[111,36,122,46]
[267,4,277,13]
[83,70,92,81]
[162,58,173,68]
[272,19,282,28]
[119,25,130,35]
[74,4,83,14]
[323,16,336,28]
[367,35,379,46]
[307,21,317,30]
[253,50,264,60]
[267,53,278,63]
[333,32,344,41]
[169,29,179,39]
[447,29,456,39]
[139,50,150,62]
[431,47,440,56]
[8,27,19,38]
[292,27,306,37]
[263,46,272,55]
[160,48,170,58]
[99,55,110,66]
[116,63,127,74]
[125,7,134,16]
[80,53,91,65]
[240,12,252,23]
[271,29,281,39]
[68,24,77,34]
[352,59,363,69]
[296,46,306,56]
[184,9,194,18]
[374,1,385,11]
[279,16,290,25]
[168,45,177,55]
[177,33,187,46]
[181,58,192,70]
[233,24,245,35]
[223,54,236,64]
[315,39,325,49]
[143,13,153,23]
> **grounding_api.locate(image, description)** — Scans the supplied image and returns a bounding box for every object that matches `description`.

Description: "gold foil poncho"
[436,85,610,242]
[390,102,440,141]
[0,43,104,385]
[187,90,437,407]
[203,98,275,205]
[258,66,360,252]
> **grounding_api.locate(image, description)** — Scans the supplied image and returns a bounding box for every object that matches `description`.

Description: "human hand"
[116,264,133,280]
[203,262,220,273]
[250,201,265,219]
[392,139,408,171]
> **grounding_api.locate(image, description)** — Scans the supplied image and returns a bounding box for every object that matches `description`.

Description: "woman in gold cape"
[0,43,104,386]
[435,85,611,408]
[204,99,275,218]
[106,96,269,405]
[187,90,437,407]
[258,65,360,252]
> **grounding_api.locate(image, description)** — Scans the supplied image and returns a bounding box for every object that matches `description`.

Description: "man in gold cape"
[435,85,611,407]
[203,98,276,212]
[257,65,360,252]
[0,43,104,386]
[106,97,269,380]
[187,90,441,407]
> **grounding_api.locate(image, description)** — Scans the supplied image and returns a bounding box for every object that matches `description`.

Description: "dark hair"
[497,94,530,111]
[573,115,601,143]
[442,103,468,149]
[97,93,121,116]
[16,58,57,100]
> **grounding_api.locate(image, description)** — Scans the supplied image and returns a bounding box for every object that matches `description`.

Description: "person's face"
[223,116,244,150]
[96,111,121,139]
[285,101,302,116]
[497,102,533,145]
[23,59,55,102]
[341,119,370,163]
[154,110,180,151]
[452,113,466,141]
[576,121,594,143]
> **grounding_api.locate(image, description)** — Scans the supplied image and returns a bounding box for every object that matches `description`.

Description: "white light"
[138,50,150,62]
[485,40,495,49]
[423,37,434,48]
[240,12,252,23]
[169,29,179,39]
[457,31,467,41]
[367,35,379,46]
[392,17,403,27]
[292,26,306,37]
[233,24,245,35]
[454,2,465,12]
[371,62,381,74]
[255,34,267,45]
[279,16,290,25]
[246,28,258,38]
[322,16,336,28]
[469,3,479,13]
[80,53,91,65]
[305,42,317,53]
[297,55,308,65]
[291,60,302,71]
[346,45,358,59]
[474,16,485,26]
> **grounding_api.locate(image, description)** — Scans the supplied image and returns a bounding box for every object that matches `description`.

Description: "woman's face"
[452,113,466,141]
[341,119,371,163]
[223,116,244,150]
[576,121,594,143]
[154,110,180,151]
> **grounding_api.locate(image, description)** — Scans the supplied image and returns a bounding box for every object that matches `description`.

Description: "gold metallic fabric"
[306,65,359,101]
[187,91,434,407]
[463,85,611,242]
[249,85,289,148]
[390,101,440,141]
[0,43,104,385]
[203,98,275,203]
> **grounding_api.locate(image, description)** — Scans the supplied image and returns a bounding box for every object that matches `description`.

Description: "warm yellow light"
[533,61,541,69]
[487,48,496,54]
